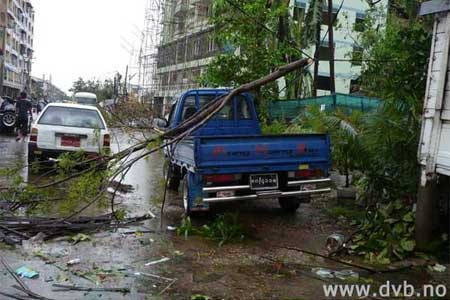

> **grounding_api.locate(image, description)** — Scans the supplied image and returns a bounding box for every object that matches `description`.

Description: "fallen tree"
[0,57,313,241]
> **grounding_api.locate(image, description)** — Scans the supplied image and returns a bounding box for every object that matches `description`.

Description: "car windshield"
[39,106,105,129]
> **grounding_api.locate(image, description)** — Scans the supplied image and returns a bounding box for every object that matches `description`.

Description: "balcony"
[174,0,188,16]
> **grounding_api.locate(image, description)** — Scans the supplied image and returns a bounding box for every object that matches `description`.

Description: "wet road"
[0,130,447,300]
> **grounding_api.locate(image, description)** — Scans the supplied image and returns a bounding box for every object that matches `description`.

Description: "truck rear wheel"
[279,197,300,213]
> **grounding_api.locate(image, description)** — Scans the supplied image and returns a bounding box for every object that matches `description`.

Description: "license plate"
[250,173,278,190]
[61,135,81,147]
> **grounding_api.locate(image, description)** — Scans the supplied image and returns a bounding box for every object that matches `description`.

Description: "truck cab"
[160,88,332,214]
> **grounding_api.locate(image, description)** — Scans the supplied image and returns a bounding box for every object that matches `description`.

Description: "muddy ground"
[0,131,449,300]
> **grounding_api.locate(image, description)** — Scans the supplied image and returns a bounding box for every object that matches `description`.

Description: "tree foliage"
[202,0,313,113]
[69,77,116,101]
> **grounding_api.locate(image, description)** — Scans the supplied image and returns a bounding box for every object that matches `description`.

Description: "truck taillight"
[30,128,38,142]
[103,134,110,147]
[203,174,241,183]
[288,169,324,178]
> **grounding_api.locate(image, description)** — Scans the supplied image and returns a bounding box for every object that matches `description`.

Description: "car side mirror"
[153,118,168,129]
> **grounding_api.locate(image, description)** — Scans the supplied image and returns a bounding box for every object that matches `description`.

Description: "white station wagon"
[28,103,110,164]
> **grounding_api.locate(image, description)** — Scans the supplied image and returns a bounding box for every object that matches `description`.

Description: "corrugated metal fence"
[268,93,381,121]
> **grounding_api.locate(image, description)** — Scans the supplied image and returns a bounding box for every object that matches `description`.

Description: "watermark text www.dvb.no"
[323,280,448,298]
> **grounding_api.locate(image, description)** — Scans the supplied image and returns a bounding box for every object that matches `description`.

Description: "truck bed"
[418,12,450,179]
[173,134,331,174]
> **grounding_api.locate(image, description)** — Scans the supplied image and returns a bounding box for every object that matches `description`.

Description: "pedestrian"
[15,91,33,142]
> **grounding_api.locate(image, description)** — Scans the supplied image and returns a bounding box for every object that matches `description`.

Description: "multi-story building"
[292,0,387,96]
[153,0,218,115]
[0,0,34,98]
[153,0,386,113]
[31,76,66,101]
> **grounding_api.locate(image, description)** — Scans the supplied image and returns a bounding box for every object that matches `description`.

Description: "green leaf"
[400,239,416,252]
[402,212,414,223]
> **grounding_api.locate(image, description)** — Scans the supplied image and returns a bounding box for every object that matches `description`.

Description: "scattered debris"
[70,233,91,245]
[312,268,359,280]
[67,258,81,266]
[52,283,130,293]
[145,257,170,266]
[326,233,345,252]
[109,181,134,194]
[167,226,177,231]
[0,255,54,300]
[0,213,152,244]
[21,233,46,256]
[334,269,359,280]
[15,266,39,279]
[428,263,447,273]
[312,268,334,278]
[132,272,174,282]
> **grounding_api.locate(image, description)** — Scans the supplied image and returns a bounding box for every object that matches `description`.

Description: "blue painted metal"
[168,89,332,210]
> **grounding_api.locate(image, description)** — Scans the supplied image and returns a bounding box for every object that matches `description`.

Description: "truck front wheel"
[163,161,180,191]
[279,197,300,213]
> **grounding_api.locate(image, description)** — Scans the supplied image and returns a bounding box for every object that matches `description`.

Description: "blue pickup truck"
[157,88,332,214]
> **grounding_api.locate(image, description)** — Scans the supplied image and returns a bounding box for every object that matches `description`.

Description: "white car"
[28,103,110,165]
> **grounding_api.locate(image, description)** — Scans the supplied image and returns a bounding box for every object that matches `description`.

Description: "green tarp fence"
[268,93,381,121]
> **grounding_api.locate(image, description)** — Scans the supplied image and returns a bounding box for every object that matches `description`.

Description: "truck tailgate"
[196,134,330,172]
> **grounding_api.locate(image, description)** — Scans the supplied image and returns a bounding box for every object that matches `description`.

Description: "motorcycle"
[0,96,16,133]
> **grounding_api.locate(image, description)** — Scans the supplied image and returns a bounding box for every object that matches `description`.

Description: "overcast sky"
[32,0,147,94]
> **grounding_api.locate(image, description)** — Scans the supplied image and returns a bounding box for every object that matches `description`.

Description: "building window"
[293,2,306,21]
[208,35,215,53]
[350,78,361,93]
[354,12,365,32]
[321,7,338,26]
[317,75,331,91]
[318,45,329,61]
[351,46,363,66]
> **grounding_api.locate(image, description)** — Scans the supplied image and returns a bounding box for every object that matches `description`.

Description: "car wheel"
[1,112,16,128]
[279,197,301,213]
[182,174,191,215]
[163,161,180,191]
[27,151,43,172]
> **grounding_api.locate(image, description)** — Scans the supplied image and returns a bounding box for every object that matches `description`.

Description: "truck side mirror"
[153,118,168,129]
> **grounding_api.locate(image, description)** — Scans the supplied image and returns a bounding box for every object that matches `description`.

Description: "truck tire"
[182,175,191,215]
[163,161,180,191]
[279,197,300,213]
[1,111,16,131]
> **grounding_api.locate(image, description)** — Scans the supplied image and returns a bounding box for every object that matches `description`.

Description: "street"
[1,130,446,300]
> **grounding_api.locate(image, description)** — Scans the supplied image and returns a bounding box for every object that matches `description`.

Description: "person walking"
[15,91,33,142]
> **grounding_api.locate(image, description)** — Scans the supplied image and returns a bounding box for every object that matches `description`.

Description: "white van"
[73,92,97,106]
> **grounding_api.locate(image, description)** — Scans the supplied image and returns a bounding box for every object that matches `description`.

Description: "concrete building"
[0,0,34,98]
[292,0,387,96]
[30,76,66,101]
[153,0,386,113]
[153,0,218,115]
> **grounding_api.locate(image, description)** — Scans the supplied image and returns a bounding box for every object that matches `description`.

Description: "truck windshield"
[199,95,233,120]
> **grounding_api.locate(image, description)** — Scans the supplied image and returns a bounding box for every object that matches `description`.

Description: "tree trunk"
[312,20,321,97]
[415,181,438,249]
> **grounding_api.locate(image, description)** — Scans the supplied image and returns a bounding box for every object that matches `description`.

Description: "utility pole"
[327,0,336,95]
[123,65,129,97]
